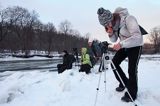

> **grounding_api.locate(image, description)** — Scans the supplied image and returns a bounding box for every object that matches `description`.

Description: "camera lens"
[105,56,109,60]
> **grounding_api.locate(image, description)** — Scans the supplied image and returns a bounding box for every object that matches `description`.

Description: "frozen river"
[0,55,160,72]
[0,59,62,72]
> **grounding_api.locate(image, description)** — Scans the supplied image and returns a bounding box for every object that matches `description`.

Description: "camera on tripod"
[99,41,109,53]
[90,40,111,71]
[91,40,110,58]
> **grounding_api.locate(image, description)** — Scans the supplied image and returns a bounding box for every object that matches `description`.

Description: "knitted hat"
[97,7,113,27]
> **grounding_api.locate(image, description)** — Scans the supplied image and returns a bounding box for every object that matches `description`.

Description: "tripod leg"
[98,53,105,72]
[101,54,107,92]
[111,60,137,106]
[94,54,105,106]
[94,70,102,106]
[104,60,107,92]
[104,66,106,92]
[99,53,107,92]
[101,55,107,92]
[98,57,103,72]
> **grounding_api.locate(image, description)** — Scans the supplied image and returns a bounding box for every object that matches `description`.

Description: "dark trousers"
[57,64,66,73]
[79,64,91,74]
[57,64,72,74]
[111,46,142,99]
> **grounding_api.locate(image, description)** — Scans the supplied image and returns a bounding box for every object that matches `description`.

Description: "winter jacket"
[81,48,92,67]
[109,7,143,48]
[63,53,73,69]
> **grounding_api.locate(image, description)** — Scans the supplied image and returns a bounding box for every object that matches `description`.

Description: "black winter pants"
[57,64,67,73]
[79,64,91,74]
[111,46,142,100]
[57,64,72,74]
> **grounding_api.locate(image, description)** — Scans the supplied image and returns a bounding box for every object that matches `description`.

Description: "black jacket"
[63,53,75,69]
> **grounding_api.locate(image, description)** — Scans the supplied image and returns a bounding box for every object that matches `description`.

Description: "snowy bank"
[0,58,160,106]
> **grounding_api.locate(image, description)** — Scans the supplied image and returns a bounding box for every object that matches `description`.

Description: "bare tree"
[43,23,57,55]
[33,20,44,51]
[2,6,39,55]
[69,29,81,37]
[59,20,72,35]
[0,6,88,55]
[0,9,10,42]
[149,27,160,53]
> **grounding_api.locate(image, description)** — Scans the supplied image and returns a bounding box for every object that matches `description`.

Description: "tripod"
[94,52,110,106]
[94,52,137,106]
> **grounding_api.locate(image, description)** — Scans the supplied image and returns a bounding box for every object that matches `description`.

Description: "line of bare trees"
[149,27,160,53]
[0,6,88,56]
[1,6,159,56]
[143,26,160,54]
[142,26,160,54]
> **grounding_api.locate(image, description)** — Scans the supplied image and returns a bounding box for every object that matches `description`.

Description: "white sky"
[0,0,160,41]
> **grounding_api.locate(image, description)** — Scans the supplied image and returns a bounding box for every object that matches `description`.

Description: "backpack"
[138,25,148,35]
[124,16,148,35]
[92,40,102,57]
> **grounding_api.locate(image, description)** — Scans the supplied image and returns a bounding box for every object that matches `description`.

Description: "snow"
[0,55,160,106]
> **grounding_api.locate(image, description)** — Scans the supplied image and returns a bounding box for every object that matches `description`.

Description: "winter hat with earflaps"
[97,7,113,27]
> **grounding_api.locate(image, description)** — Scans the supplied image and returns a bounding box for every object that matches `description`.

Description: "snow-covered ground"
[0,55,160,106]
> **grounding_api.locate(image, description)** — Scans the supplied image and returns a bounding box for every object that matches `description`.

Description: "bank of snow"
[0,58,160,106]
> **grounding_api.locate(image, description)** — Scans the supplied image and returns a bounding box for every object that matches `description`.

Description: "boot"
[115,86,125,92]
[121,92,135,102]
[121,95,132,102]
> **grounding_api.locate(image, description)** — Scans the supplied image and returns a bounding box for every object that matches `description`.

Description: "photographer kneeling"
[57,50,75,74]
[79,47,92,74]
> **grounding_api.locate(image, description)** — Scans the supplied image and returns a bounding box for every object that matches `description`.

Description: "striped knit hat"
[97,7,113,27]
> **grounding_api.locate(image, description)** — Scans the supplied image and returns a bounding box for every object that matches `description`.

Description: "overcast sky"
[0,0,160,41]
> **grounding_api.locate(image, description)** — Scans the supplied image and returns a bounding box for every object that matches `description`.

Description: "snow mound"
[0,59,160,106]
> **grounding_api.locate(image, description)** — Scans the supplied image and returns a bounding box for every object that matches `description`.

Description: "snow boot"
[115,86,125,92]
[121,92,135,102]
[121,95,132,102]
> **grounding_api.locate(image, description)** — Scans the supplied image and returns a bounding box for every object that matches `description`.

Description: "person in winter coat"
[97,7,143,102]
[88,39,98,67]
[79,47,92,74]
[72,48,79,62]
[57,50,75,74]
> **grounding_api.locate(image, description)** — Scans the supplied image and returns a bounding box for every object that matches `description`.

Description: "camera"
[91,40,109,57]
[99,41,109,53]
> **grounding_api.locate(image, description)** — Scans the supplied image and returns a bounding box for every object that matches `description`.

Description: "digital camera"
[91,40,109,57]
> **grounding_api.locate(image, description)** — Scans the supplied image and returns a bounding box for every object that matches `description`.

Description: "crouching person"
[79,48,92,74]
[57,50,74,74]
